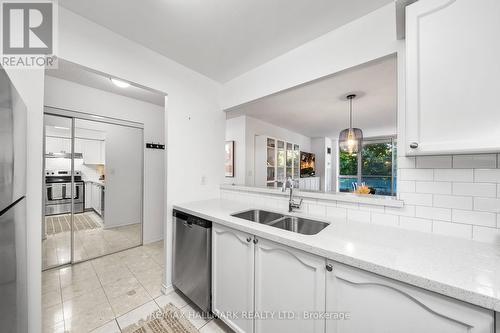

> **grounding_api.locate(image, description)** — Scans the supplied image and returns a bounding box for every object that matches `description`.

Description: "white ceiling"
[226,55,397,139]
[46,59,166,106]
[59,0,393,83]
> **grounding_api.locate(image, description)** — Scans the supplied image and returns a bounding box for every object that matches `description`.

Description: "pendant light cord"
[349,97,353,129]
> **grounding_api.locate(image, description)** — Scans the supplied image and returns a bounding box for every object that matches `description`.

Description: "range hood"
[45,152,83,159]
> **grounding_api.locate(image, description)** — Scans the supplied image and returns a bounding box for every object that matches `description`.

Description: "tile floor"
[43,211,142,269]
[42,241,232,333]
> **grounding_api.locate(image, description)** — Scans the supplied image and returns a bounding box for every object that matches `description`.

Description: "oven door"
[45,182,84,215]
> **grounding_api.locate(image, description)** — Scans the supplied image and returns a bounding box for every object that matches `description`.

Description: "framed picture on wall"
[225,141,234,177]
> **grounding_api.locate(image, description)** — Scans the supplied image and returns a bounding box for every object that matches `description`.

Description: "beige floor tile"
[95,263,135,286]
[59,261,97,288]
[155,291,189,309]
[42,270,60,295]
[42,320,65,333]
[42,290,62,308]
[102,275,142,299]
[108,284,153,317]
[62,287,109,319]
[61,273,102,301]
[64,301,115,333]
[89,319,121,333]
[116,300,160,331]
[42,303,64,330]
[126,257,162,274]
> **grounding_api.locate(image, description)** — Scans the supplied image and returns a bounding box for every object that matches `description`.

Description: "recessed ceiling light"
[110,78,130,88]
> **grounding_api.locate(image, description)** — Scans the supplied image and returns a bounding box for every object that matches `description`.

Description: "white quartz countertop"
[173,199,500,312]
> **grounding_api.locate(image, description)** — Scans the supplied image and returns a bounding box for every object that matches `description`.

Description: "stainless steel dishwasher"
[172,209,212,312]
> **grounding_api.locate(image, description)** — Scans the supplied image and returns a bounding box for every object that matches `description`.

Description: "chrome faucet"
[283,177,303,212]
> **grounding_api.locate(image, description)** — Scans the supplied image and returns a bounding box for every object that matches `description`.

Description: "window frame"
[338,136,397,196]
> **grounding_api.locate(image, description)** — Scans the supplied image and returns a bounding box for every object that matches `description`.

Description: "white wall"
[310,137,334,192]
[224,116,246,185]
[225,115,312,186]
[45,76,164,240]
[222,3,398,110]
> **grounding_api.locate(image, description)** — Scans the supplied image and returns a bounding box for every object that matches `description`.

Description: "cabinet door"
[326,261,494,333]
[84,182,91,209]
[82,140,102,164]
[212,225,254,333]
[405,0,500,155]
[254,238,326,333]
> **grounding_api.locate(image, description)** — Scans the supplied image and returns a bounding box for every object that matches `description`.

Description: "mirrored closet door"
[42,110,144,270]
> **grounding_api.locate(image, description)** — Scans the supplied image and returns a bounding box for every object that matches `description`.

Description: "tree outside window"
[339,137,397,196]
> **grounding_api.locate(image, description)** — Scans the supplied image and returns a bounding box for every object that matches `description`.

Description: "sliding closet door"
[72,118,143,262]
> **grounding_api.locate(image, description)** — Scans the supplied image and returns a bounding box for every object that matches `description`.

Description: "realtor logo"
[2,2,53,54]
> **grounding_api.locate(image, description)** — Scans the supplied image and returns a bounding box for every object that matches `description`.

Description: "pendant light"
[339,94,363,154]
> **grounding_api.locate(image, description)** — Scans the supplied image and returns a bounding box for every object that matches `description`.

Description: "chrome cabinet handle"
[246,237,252,243]
[409,142,419,149]
[326,264,333,272]
[253,237,258,244]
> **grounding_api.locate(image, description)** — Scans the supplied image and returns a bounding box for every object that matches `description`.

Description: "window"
[338,137,397,196]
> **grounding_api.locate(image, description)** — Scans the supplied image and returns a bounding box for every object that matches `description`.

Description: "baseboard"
[162,283,174,295]
[144,238,164,245]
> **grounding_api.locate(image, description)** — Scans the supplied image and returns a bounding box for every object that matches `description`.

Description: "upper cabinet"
[77,138,105,165]
[405,0,500,155]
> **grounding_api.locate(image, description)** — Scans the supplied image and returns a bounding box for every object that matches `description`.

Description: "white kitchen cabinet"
[91,183,102,215]
[299,177,320,191]
[254,237,326,333]
[45,136,71,154]
[212,225,326,333]
[84,182,92,210]
[326,261,494,333]
[405,0,500,155]
[212,225,254,333]
[81,139,105,164]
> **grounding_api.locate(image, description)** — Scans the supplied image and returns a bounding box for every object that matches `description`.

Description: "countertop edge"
[173,202,500,313]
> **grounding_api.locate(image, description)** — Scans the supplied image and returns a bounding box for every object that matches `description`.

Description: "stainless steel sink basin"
[270,216,329,235]
[231,210,329,235]
[231,210,284,224]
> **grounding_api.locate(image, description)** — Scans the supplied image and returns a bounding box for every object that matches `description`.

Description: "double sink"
[231,209,329,235]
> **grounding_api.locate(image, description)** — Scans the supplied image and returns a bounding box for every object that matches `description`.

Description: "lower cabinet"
[212,225,254,333]
[212,224,326,333]
[254,238,325,333]
[212,224,494,333]
[325,261,494,333]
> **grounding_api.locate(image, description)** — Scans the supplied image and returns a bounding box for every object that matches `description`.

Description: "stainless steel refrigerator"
[0,68,28,333]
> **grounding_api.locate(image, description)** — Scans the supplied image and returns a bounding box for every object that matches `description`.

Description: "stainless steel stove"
[45,170,84,216]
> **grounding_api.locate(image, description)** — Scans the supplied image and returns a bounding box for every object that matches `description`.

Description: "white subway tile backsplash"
[347,210,371,224]
[371,213,399,227]
[397,156,416,169]
[472,226,500,244]
[434,169,474,182]
[473,197,500,213]
[399,193,433,206]
[452,183,497,197]
[307,203,327,217]
[498,185,500,198]
[326,206,347,220]
[415,181,452,194]
[452,209,497,227]
[397,180,416,193]
[385,204,416,217]
[453,154,497,169]
[399,169,434,181]
[399,217,433,232]
[474,169,500,183]
[416,156,452,169]
[433,221,472,239]
[434,195,473,210]
[359,204,385,213]
[337,202,359,209]
[416,206,451,221]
